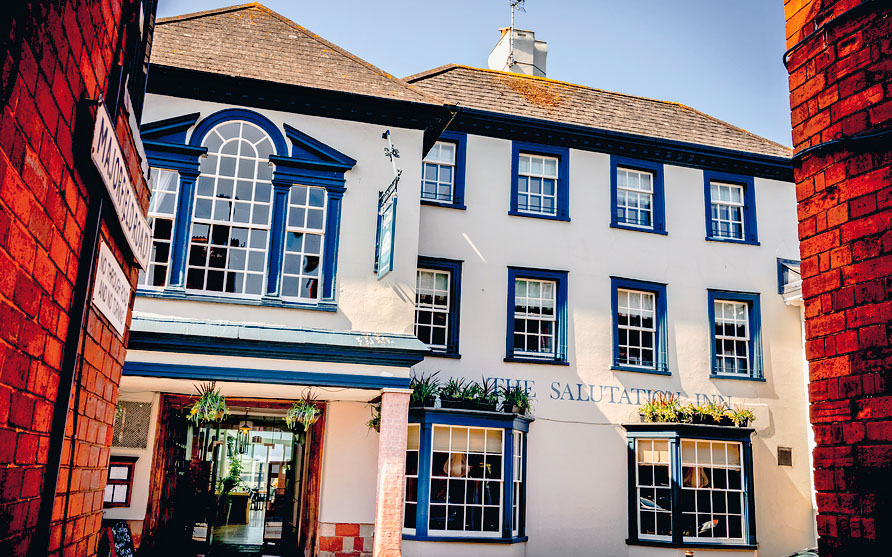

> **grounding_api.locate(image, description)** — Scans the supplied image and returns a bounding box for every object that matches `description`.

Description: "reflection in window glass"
[636,439,672,540]
[187,121,274,296]
[281,185,326,301]
[681,440,745,542]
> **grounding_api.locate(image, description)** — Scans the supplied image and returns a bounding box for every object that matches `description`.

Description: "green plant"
[189,382,228,425]
[728,407,756,427]
[115,403,125,421]
[220,437,244,494]
[475,377,499,406]
[439,377,469,401]
[702,400,729,423]
[500,384,532,414]
[410,371,441,406]
[640,392,686,423]
[285,391,320,430]
[366,403,381,432]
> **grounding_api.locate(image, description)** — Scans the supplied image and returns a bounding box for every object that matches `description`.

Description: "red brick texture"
[373,390,410,557]
[785,1,892,555]
[318,522,373,557]
[0,1,149,556]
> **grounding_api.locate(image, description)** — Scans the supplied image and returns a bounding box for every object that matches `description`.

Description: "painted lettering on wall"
[486,377,734,407]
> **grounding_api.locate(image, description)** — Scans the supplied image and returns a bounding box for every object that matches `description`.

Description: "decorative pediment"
[140,113,201,143]
[283,123,356,171]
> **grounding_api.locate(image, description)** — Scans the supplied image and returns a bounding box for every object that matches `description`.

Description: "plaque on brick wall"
[92,241,132,337]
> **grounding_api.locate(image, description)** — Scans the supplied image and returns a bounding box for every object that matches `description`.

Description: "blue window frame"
[421,131,466,210]
[624,423,757,549]
[505,267,569,365]
[703,171,758,245]
[611,277,668,375]
[509,142,570,221]
[611,156,666,234]
[138,109,355,310]
[415,257,462,357]
[403,408,532,543]
[708,290,763,381]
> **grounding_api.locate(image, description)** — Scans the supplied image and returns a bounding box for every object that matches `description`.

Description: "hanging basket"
[285,391,320,430]
[188,382,228,425]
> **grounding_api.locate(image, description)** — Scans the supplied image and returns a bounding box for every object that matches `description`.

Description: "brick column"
[784,1,892,555]
[373,389,410,557]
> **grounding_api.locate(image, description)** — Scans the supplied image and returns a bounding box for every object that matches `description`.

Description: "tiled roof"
[406,65,792,159]
[151,3,440,105]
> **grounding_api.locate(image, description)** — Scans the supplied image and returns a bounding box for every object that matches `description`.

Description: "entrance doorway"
[141,396,325,557]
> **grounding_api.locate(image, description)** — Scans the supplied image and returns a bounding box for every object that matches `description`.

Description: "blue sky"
[157,0,793,147]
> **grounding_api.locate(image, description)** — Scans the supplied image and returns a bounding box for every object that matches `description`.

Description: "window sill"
[710,373,766,382]
[421,199,466,210]
[611,365,671,376]
[136,288,337,312]
[610,222,667,235]
[705,236,760,246]
[426,350,461,359]
[508,209,570,222]
[403,535,527,544]
[626,538,757,550]
[504,355,569,366]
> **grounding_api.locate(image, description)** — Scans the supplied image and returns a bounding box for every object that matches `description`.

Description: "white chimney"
[488,27,547,77]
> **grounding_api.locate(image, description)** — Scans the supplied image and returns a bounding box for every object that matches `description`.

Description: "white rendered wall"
[137,94,424,338]
[318,401,379,524]
[102,392,160,522]
[409,134,813,556]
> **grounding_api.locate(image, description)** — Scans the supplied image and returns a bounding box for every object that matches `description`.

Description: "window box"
[610,156,666,235]
[509,142,570,221]
[624,422,757,549]
[704,171,758,245]
[404,407,532,543]
[708,290,763,381]
[611,277,668,374]
[506,267,568,364]
[421,132,466,210]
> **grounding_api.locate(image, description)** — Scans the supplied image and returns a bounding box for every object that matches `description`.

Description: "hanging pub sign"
[91,242,132,337]
[90,99,151,269]
[375,175,399,279]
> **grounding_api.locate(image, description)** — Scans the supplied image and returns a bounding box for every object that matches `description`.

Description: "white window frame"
[681,440,746,543]
[710,182,746,240]
[427,425,505,538]
[616,167,655,229]
[138,167,180,289]
[516,153,559,216]
[635,439,673,541]
[415,269,451,350]
[404,424,421,534]
[281,184,327,302]
[713,300,751,375]
[513,278,556,358]
[186,120,276,298]
[511,430,523,537]
[421,141,456,203]
[617,289,657,369]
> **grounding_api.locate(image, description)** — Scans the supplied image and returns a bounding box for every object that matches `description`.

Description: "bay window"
[138,167,180,288]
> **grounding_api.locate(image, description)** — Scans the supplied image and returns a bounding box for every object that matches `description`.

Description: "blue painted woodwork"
[610,155,667,235]
[707,290,764,380]
[505,267,569,364]
[509,142,570,221]
[703,170,759,245]
[417,256,463,357]
[610,277,669,374]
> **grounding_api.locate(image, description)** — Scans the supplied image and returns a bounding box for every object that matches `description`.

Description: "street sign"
[375,176,398,279]
[91,242,132,337]
[90,100,151,269]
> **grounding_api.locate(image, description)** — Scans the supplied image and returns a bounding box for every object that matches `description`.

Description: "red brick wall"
[0,1,150,556]
[318,522,374,557]
[785,1,892,555]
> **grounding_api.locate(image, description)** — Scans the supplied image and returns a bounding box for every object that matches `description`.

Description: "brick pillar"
[373,389,410,557]
[784,1,892,555]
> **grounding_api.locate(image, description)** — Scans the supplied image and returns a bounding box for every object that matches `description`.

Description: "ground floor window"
[104,456,137,508]
[404,409,530,542]
[625,423,756,548]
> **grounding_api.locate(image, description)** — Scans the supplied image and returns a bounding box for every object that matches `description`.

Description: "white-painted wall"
[137,94,424,338]
[318,402,379,524]
[407,134,813,556]
[103,392,160,522]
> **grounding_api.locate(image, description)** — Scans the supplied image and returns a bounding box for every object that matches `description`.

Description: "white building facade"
[107,5,815,557]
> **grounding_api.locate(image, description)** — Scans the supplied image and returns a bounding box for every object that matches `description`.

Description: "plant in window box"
[439,377,472,409]
[409,371,440,408]
[639,392,686,423]
[728,406,756,427]
[285,391,320,430]
[189,382,228,424]
[500,384,532,415]
[474,378,499,411]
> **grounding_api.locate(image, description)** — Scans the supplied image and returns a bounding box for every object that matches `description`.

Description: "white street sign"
[92,242,132,337]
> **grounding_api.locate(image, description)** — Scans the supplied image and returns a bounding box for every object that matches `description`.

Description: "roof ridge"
[156,2,258,24]
[404,64,460,83]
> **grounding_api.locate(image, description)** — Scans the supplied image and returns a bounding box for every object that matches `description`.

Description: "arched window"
[186,121,276,296]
